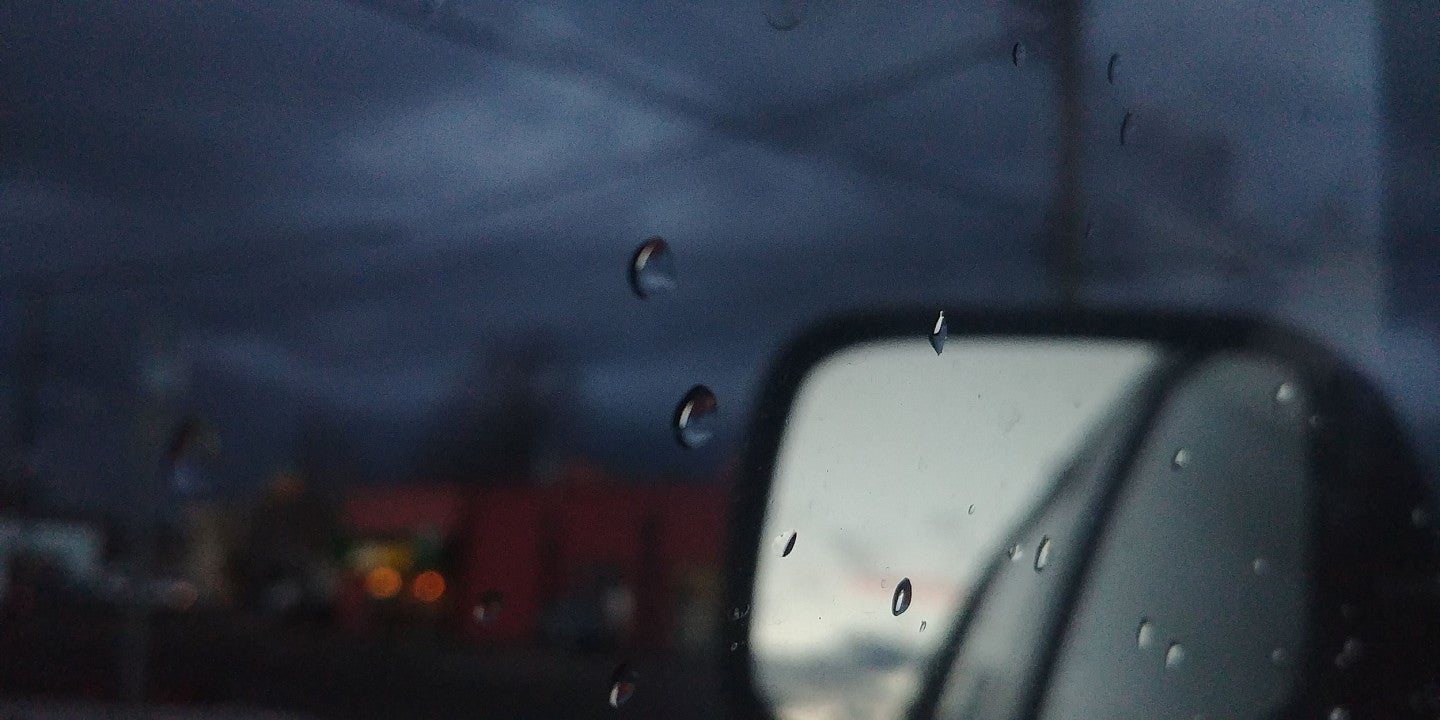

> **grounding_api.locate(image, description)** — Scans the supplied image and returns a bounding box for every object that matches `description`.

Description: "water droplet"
[674,385,718,448]
[1165,642,1186,668]
[472,590,504,624]
[891,578,913,616]
[1309,414,1324,428]
[1252,557,1270,575]
[1269,647,1288,665]
[763,0,804,31]
[776,530,798,557]
[967,504,976,515]
[608,662,637,708]
[929,311,948,354]
[1007,544,1024,562]
[1334,637,1362,668]
[1106,53,1121,85]
[880,578,888,588]
[1273,382,1297,404]
[1011,41,1027,66]
[1413,507,1430,528]
[1328,707,1350,720]
[629,237,676,298]
[1136,619,1155,649]
[729,641,740,652]
[764,10,801,30]
[1171,448,1190,469]
[730,605,751,621]
[919,620,928,632]
[1034,536,1052,571]
[1120,111,1135,146]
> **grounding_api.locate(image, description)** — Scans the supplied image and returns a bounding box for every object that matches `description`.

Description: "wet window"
[0,1,1435,719]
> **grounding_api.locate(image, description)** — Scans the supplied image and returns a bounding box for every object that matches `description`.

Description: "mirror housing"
[724,309,1440,720]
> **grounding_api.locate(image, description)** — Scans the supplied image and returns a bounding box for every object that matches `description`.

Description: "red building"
[338,462,729,652]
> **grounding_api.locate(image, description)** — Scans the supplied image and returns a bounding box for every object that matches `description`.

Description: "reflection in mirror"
[749,338,1159,720]
[1035,352,1311,720]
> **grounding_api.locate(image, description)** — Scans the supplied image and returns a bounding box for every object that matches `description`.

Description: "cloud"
[2,0,1432,510]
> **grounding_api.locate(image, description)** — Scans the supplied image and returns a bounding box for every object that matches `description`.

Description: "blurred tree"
[295,410,362,497]
[416,332,576,484]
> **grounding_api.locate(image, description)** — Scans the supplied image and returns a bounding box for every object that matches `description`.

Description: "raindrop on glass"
[1011,41,1027,67]
[1034,536,1052,571]
[1007,544,1024,562]
[1328,708,1350,720]
[930,311,948,355]
[776,530,798,557]
[674,385,718,448]
[1120,111,1135,146]
[763,0,803,30]
[1413,507,1430,528]
[472,590,504,624]
[1165,642,1186,668]
[891,578,913,616]
[609,662,637,708]
[1106,53,1121,85]
[1335,637,1362,668]
[1273,382,1297,404]
[1252,557,1270,575]
[1171,448,1190,470]
[629,237,677,299]
[1269,647,1288,665]
[1136,619,1155,649]
[919,620,928,632]
[765,11,800,30]
[730,605,751,621]
[967,504,976,515]
[729,641,740,652]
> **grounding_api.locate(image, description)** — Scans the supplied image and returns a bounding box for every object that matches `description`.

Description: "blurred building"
[338,460,728,654]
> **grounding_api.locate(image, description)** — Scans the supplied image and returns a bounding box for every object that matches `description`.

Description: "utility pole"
[1379,0,1440,330]
[14,287,50,486]
[120,317,190,707]
[1051,0,1087,308]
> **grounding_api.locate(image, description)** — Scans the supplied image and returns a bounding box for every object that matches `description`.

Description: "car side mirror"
[724,310,1440,720]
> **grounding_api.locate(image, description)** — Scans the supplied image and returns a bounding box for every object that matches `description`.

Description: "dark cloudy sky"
[1,0,1436,511]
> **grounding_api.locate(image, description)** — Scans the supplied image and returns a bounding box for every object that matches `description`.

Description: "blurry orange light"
[365,566,402,599]
[412,570,446,603]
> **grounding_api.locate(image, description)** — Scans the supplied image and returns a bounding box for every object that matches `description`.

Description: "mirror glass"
[748,337,1161,720]
[1031,350,1312,720]
[750,336,1319,720]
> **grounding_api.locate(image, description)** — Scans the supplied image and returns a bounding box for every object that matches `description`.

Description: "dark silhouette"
[417,334,576,484]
